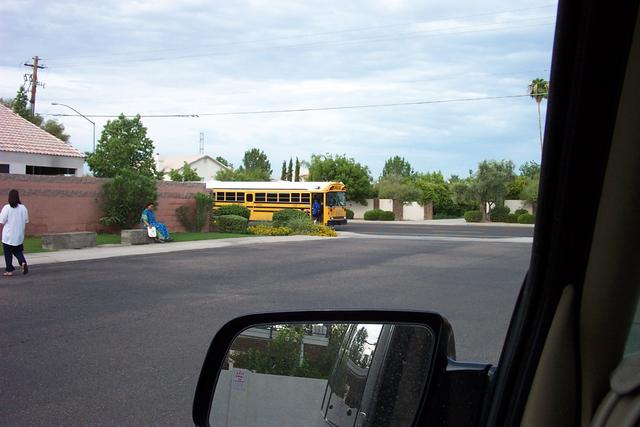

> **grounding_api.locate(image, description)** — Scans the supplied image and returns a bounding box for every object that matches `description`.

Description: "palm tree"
[528,78,549,151]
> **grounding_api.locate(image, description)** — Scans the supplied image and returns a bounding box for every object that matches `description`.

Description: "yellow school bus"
[206,181,348,226]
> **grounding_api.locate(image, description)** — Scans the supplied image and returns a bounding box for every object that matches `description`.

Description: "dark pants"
[3,243,27,272]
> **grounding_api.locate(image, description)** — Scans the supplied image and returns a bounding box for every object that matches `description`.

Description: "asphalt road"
[338,222,534,238]
[0,237,531,426]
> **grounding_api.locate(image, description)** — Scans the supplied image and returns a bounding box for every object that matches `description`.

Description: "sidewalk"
[25,235,325,266]
[347,219,535,227]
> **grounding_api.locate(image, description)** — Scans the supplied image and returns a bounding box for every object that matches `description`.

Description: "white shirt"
[0,204,29,246]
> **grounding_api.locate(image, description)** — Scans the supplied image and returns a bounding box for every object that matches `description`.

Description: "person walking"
[1,189,29,276]
[312,196,322,224]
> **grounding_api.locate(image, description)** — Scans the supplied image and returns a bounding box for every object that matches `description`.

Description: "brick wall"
[0,174,206,235]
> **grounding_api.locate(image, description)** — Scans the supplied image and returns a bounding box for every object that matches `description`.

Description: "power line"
[44,93,545,119]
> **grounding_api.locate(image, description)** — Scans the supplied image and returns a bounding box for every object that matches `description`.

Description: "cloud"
[0,0,555,177]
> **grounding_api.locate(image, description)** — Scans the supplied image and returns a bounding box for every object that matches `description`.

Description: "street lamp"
[51,102,96,152]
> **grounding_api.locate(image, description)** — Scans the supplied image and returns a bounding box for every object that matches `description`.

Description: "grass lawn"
[2,232,249,255]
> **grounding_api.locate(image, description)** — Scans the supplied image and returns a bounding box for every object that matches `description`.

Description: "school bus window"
[225,192,235,202]
[291,193,300,203]
[215,192,224,201]
[279,193,290,203]
[267,193,277,203]
[246,194,254,202]
[301,193,310,203]
[237,192,245,202]
[255,193,266,202]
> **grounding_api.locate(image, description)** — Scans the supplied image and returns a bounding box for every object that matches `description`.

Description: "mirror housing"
[192,310,491,426]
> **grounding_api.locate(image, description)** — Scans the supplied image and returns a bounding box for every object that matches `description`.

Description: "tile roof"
[0,104,84,158]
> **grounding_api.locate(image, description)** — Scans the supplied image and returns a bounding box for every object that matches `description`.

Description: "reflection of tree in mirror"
[229,324,349,379]
[348,327,369,368]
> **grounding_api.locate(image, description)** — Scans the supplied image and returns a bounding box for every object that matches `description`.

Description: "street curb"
[346,219,535,227]
[24,235,326,266]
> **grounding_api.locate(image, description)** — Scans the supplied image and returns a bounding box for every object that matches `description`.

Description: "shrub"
[379,210,395,221]
[100,169,157,228]
[214,204,250,219]
[194,192,214,231]
[518,213,536,224]
[286,216,315,234]
[346,209,354,219]
[433,212,462,220]
[176,205,195,231]
[490,206,511,222]
[505,213,519,223]
[272,209,309,227]
[515,208,529,216]
[309,224,337,237]
[247,225,292,236]
[364,209,382,220]
[216,214,248,233]
[464,210,483,222]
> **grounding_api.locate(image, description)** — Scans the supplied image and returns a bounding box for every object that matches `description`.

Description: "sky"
[0,0,556,178]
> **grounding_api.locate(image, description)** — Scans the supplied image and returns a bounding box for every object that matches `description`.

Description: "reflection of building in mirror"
[209,322,434,427]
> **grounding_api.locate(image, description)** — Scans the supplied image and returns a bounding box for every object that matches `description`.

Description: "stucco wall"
[347,199,429,220]
[504,199,534,214]
[1,151,84,176]
[0,174,206,235]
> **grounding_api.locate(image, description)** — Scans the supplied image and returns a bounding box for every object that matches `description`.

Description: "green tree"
[529,78,549,151]
[519,160,541,179]
[99,169,157,228]
[86,114,158,178]
[294,157,301,182]
[382,155,414,179]
[287,158,293,181]
[215,156,231,168]
[521,177,540,211]
[506,176,527,199]
[41,119,70,142]
[413,172,456,214]
[308,154,373,204]
[242,148,272,177]
[473,160,515,221]
[377,175,421,204]
[11,86,30,119]
[280,160,287,180]
[169,161,202,182]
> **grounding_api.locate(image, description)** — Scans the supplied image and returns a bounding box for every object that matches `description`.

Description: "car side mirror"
[192,310,492,427]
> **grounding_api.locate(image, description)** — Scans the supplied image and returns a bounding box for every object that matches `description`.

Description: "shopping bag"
[147,226,157,238]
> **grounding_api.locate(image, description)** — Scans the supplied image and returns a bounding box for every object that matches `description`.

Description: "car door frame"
[484,0,640,425]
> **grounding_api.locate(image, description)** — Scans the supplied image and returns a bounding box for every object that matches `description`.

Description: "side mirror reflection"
[210,322,435,427]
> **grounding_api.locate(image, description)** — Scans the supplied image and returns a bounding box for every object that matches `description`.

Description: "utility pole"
[24,56,46,116]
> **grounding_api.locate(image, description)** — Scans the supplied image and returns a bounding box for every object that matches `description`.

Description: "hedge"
[247,225,292,236]
[272,209,309,227]
[490,206,511,223]
[504,213,519,223]
[346,209,354,219]
[214,205,250,219]
[514,208,529,216]
[464,210,483,222]
[517,213,536,224]
[216,214,248,233]
[364,209,395,221]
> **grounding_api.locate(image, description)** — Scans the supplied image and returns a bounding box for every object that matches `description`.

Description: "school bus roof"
[205,181,345,192]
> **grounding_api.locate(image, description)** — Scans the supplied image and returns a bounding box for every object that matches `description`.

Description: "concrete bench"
[42,232,97,250]
[121,229,154,245]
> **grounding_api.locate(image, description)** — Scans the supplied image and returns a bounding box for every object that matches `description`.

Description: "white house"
[156,154,230,182]
[0,104,84,176]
